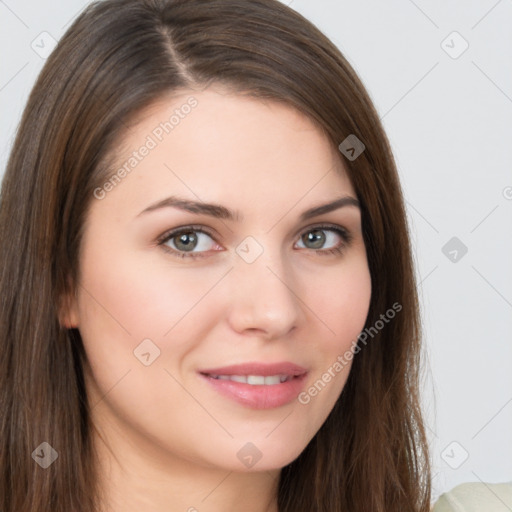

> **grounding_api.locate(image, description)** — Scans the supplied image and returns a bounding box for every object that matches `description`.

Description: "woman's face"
[62,86,371,473]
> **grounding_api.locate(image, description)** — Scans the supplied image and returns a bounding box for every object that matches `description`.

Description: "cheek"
[294,258,371,439]
[306,257,372,357]
[75,238,230,396]
[77,240,217,340]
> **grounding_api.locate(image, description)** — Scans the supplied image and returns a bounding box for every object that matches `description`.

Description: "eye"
[157,226,220,259]
[295,224,352,256]
[157,223,352,260]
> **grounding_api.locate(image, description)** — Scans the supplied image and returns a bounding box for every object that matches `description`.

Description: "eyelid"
[293,222,352,243]
[156,224,218,245]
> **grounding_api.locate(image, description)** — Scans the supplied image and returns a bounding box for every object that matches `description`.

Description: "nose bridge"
[227,238,301,338]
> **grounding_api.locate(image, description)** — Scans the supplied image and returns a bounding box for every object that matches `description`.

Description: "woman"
[0,0,432,510]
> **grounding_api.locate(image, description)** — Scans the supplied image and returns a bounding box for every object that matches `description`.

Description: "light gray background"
[1,0,511,502]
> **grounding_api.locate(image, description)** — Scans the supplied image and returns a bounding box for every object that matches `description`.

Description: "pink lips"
[198,362,308,410]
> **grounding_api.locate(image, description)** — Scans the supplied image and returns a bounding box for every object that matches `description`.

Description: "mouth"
[204,374,295,385]
[197,362,308,409]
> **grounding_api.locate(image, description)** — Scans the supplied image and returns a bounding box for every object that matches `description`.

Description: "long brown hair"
[0,0,431,510]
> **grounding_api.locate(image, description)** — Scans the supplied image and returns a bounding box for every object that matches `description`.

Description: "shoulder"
[432,481,512,511]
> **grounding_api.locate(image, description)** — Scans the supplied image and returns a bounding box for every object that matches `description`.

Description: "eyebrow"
[136,194,360,222]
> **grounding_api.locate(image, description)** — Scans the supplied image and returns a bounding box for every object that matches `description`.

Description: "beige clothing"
[432,482,512,511]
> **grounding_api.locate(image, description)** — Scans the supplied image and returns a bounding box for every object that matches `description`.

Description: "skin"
[60,85,372,512]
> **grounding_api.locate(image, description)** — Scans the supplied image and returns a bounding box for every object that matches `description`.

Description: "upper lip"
[198,362,308,377]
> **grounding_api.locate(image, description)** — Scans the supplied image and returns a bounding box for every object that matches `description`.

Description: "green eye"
[296,225,351,255]
[157,224,352,260]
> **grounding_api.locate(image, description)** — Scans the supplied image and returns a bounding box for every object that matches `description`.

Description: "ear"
[58,287,79,329]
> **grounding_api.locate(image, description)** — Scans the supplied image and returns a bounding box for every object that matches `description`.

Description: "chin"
[224,439,308,473]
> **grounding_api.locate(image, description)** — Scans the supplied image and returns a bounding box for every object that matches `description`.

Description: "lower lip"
[199,373,308,409]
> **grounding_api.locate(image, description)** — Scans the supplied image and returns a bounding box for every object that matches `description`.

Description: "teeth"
[247,375,265,385]
[210,374,291,385]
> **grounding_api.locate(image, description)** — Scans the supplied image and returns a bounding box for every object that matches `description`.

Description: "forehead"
[99,86,355,216]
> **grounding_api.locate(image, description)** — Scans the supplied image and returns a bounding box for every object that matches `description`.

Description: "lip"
[198,362,307,377]
[198,362,308,410]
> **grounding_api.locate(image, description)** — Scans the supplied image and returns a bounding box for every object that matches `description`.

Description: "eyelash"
[156,223,353,260]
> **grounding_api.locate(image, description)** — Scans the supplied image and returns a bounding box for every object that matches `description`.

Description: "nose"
[225,247,303,341]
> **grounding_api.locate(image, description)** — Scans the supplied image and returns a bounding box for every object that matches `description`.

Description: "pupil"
[175,232,197,251]
[304,230,325,249]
